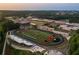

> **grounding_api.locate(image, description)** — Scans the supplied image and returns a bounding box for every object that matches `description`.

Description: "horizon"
[0,3,79,11]
[0,9,79,11]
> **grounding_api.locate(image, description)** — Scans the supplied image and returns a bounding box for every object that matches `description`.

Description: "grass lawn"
[20,29,53,45]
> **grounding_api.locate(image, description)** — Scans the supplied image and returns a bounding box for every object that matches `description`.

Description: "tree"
[69,30,79,55]
[3,20,20,32]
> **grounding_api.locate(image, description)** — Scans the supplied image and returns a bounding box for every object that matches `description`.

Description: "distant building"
[59,24,79,31]
[15,17,32,30]
[54,20,66,25]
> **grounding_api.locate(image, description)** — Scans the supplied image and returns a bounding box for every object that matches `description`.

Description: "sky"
[0,3,79,10]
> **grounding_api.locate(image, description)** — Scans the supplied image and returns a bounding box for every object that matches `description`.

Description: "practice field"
[20,29,53,45]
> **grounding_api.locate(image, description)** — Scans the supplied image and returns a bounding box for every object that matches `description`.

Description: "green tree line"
[69,29,79,55]
[0,19,20,54]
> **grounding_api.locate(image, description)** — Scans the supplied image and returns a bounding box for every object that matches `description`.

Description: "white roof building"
[9,35,33,46]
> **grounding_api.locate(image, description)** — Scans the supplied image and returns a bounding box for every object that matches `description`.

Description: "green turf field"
[20,29,53,44]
